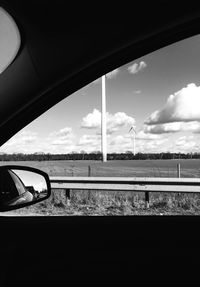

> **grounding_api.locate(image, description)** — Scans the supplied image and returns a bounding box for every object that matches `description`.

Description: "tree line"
[0,151,200,161]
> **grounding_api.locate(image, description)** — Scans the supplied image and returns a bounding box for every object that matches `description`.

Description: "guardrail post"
[88,165,91,177]
[65,189,71,206]
[88,165,91,202]
[177,163,181,197]
[145,192,150,209]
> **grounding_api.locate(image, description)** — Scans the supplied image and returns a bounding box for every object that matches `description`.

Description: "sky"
[13,170,47,192]
[1,34,200,154]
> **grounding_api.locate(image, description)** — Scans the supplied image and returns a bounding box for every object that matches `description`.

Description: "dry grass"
[1,159,200,216]
[3,188,200,216]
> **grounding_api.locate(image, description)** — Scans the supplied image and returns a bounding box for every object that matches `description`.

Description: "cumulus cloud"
[1,127,77,154]
[78,134,100,146]
[174,136,199,152]
[48,127,74,146]
[128,61,147,74]
[143,121,200,134]
[52,138,73,146]
[77,131,162,154]
[49,127,72,137]
[81,109,101,129]
[1,130,39,153]
[81,109,135,134]
[175,136,188,147]
[109,135,132,152]
[146,83,200,125]
[135,130,161,140]
[107,112,135,134]
[37,126,75,153]
[109,133,167,153]
[78,133,158,154]
[77,134,101,153]
[6,131,37,146]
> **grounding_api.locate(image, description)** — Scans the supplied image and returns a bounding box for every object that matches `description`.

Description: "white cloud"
[49,127,72,137]
[51,138,73,146]
[81,109,101,129]
[175,136,188,147]
[143,121,200,134]
[128,61,147,74]
[78,134,100,145]
[5,131,37,147]
[174,136,199,152]
[146,83,200,125]
[134,130,161,140]
[107,112,135,134]
[17,131,37,144]
[76,132,162,154]
[109,135,132,153]
[48,127,74,146]
[1,130,39,153]
[90,68,120,85]
[139,139,168,153]
[133,90,142,94]
[143,122,182,134]
[77,134,101,153]
[106,68,120,79]
[81,109,135,134]
[34,182,47,192]
[78,132,160,154]
[109,133,167,153]
[1,127,76,154]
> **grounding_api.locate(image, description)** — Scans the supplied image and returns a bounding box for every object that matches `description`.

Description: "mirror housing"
[0,165,51,211]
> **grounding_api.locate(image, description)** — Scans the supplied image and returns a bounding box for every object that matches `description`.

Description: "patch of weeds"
[152,200,168,209]
[179,201,191,210]
[166,197,173,209]
[133,199,146,209]
[54,202,66,208]
[123,205,134,215]
[106,205,123,215]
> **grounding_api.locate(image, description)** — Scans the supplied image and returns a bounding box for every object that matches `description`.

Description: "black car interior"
[0,1,200,286]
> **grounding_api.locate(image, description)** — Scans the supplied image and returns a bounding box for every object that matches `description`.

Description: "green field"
[1,159,200,216]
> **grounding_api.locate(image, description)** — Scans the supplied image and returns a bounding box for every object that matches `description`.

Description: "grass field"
[1,159,200,216]
[1,158,200,177]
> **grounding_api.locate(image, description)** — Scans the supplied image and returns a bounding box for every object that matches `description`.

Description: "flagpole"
[101,75,107,162]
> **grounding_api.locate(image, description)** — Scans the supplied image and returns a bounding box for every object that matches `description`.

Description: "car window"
[1,34,200,216]
[0,7,20,74]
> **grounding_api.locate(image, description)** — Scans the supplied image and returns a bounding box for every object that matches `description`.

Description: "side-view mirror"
[0,165,51,211]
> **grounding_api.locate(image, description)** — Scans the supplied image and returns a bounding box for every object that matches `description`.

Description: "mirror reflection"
[0,168,48,209]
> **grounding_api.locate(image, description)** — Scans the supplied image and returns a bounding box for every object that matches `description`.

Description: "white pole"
[129,127,136,156]
[133,131,135,156]
[101,75,107,162]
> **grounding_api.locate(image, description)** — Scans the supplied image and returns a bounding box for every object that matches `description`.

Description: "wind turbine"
[129,126,136,156]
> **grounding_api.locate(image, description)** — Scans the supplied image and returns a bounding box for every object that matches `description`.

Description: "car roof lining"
[0,7,21,74]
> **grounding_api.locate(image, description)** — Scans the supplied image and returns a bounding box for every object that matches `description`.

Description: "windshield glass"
[1,35,200,216]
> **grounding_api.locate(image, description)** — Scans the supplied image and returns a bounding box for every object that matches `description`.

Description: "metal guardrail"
[50,176,200,208]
